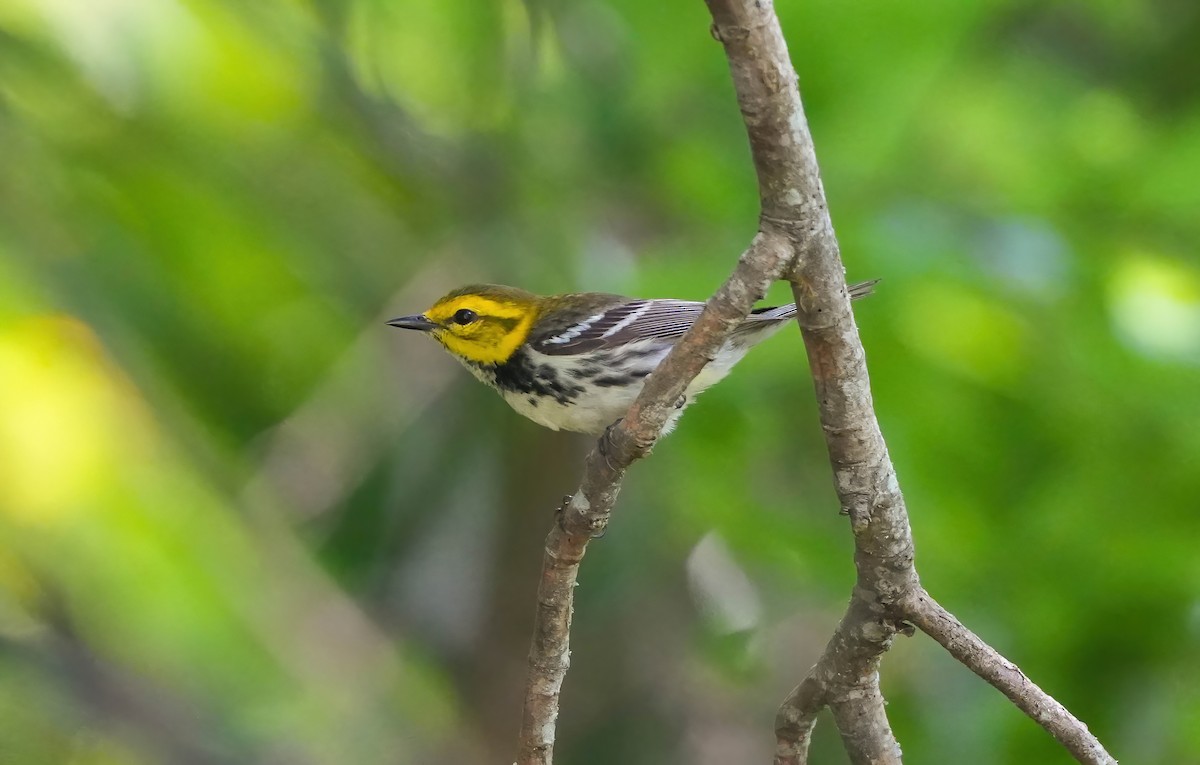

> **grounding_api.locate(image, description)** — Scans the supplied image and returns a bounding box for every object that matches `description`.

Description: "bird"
[387,280,877,435]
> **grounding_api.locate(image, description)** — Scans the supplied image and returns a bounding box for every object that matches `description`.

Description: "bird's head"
[387,284,542,365]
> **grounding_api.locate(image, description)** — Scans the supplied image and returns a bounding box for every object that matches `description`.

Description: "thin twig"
[903,589,1118,765]
[773,676,822,765]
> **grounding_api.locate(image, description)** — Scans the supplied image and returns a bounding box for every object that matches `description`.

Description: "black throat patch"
[469,347,586,406]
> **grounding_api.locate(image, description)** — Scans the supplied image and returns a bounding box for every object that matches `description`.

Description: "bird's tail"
[746,279,880,323]
[847,278,880,301]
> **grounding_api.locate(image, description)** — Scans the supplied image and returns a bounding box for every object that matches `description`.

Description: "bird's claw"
[599,419,622,471]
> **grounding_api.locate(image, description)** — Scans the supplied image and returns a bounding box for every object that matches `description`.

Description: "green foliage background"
[1,0,1198,763]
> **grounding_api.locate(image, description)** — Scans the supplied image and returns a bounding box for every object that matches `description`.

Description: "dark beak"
[386,314,439,332]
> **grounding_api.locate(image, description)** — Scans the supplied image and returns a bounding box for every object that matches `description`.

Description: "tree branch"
[706,0,911,761]
[904,589,1117,765]
[773,676,822,765]
[776,597,904,765]
[516,1,1120,764]
[702,1,1118,764]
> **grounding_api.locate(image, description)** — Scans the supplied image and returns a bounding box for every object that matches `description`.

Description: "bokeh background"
[2,0,1198,763]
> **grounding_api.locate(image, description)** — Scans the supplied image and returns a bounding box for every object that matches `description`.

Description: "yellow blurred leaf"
[0,315,151,525]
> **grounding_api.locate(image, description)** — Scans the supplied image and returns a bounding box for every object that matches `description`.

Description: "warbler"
[388,280,876,435]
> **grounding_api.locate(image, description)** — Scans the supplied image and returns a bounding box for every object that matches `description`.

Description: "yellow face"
[420,290,540,365]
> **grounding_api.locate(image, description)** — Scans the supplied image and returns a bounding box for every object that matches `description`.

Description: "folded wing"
[531,299,794,355]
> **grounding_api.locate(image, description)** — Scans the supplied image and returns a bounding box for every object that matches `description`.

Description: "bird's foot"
[599,419,622,471]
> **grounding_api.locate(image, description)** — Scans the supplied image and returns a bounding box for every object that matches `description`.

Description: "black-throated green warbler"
[388,280,876,434]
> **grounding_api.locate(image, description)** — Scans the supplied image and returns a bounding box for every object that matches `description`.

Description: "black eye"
[452,308,478,325]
